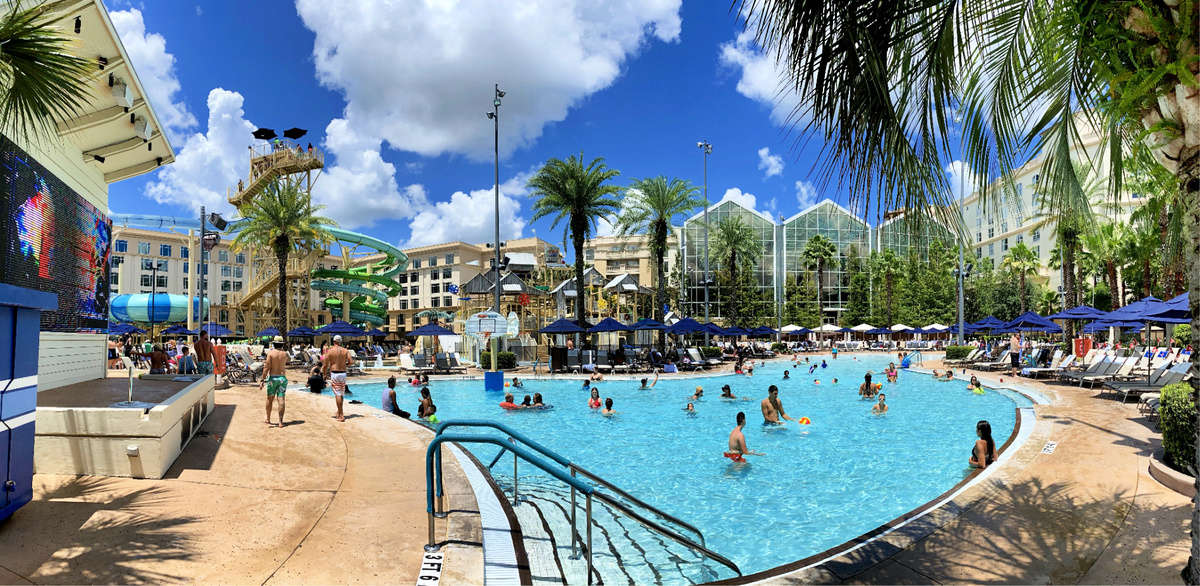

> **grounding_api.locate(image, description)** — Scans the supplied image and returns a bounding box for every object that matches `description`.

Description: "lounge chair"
[594,351,613,374]
[688,348,721,368]
[1078,355,1140,388]
[976,350,1011,371]
[945,348,982,366]
[1025,353,1074,379]
[1107,362,1190,403]
[434,352,466,374]
[1059,355,1114,384]
[449,353,469,372]
[566,350,581,373]
[413,353,435,373]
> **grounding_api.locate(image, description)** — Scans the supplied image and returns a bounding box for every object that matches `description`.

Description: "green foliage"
[842,255,871,326]
[771,342,787,353]
[1159,382,1196,473]
[699,346,722,358]
[1174,324,1191,345]
[480,351,518,370]
[616,176,702,323]
[783,275,819,327]
[718,270,772,327]
[945,345,974,360]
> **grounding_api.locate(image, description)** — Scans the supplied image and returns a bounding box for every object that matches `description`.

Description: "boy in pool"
[726,411,764,462]
[639,371,659,389]
[720,384,736,399]
[684,402,695,413]
[511,377,523,388]
[872,393,889,414]
[602,397,616,416]
[783,370,790,379]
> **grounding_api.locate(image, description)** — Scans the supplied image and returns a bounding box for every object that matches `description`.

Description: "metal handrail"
[430,420,742,579]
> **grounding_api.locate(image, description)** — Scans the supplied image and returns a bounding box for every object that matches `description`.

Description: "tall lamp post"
[199,207,227,332]
[696,140,712,345]
[486,83,505,373]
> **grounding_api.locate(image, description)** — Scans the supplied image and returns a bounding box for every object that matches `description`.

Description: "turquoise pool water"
[314,354,1028,576]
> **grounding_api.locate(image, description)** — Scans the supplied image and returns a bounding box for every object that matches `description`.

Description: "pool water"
[313,354,1028,576]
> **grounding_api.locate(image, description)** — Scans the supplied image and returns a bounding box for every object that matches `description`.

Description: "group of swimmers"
[500,392,547,409]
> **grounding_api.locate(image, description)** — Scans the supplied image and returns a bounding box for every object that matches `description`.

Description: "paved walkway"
[760,359,1191,585]
[0,385,484,585]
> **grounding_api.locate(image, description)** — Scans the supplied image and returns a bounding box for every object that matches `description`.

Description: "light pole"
[696,140,712,345]
[486,83,505,372]
[956,171,966,346]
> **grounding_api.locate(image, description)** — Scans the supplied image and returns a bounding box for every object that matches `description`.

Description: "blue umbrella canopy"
[725,326,752,336]
[364,328,388,337]
[972,316,1006,329]
[108,323,145,335]
[1048,305,1106,320]
[1103,296,1162,321]
[589,317,631,333]
[319,320,365,337]
[539,317,588,334]
[1002,311,1062,333]
[407,322,455,337]
[751,326,777,336]
[1145,292,1190,324]
[1084,320,1144,333]
[255,327,281,337]
[287,326,317,337]
[866,327,891,335]
[198,322,233,337]
[666,317,707,334]
[702,322,727,336]
[161,324,194,335]
[630,318,666,330]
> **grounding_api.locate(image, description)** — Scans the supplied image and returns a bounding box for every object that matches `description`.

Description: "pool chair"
[413,353,436,373]
[1059,355,1116,385]
[1022,349,1060,377]
[1025,353,1074,379]
[1077,355,1141,388]
[1105,362,1189,402]
[449,353,469,372]
[434,352,466,374]
[976,350,1012,371]
[944,348,981,366]
[687,348,721,368]
[564,350,581,373]
[594,351,613,374]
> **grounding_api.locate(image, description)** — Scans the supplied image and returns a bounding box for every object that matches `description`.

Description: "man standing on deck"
[1008,332,1021,377]
[323,335,354,422]
[195,330,215,375]
[260,336,288,427]
[761,384,798,425]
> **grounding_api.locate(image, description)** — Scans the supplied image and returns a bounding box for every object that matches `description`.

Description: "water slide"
[109,214,408,327]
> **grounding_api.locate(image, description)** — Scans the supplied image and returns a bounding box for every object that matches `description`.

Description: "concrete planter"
[1150,448,1196,498]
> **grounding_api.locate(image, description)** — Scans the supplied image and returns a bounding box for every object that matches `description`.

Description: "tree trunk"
[1019,272,1027,314]
[1143,258,1152,298]
[885,275,894,325]
[1177,147,1200,586]
[1107,261,1120,310]
[573,230,586,327]
[276,242,289,334]
[654,225,667,350]
[816,260,825,325]
[1063,239,1077,342]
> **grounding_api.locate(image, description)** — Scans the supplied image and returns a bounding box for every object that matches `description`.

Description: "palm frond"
[0,3,94,144]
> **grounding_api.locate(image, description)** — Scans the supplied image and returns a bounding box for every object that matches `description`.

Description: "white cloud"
[311,118,430,229]
[944,160,980,201]
[757,146,783,178]
[110,8,196,143]
[720,187,758,212]
[719,30,801,126]
[295,0,682,161]
[794,180,818,210]
[403,173,530,248]
[144,88,254,216]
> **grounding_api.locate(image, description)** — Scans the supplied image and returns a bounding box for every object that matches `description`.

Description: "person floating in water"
[684,402,695,413]
[500,392,522,409]
[640,371,659,389]
[872,393,889,414]
[511,377,524,388]
[601,397,616,416]
[691,386,704,401]
[821,359,828,369]
[813,379,820,385]
[783,370,790,379]
[725,411,764,462]
[808,364,818,375]
[761,385,798,425]
[832,378,838,385]
[967,375,983,392]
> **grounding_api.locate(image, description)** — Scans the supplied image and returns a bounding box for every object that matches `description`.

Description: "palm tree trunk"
[573,226,586,329]
[1142,258,1152,297]
[816,260,824,324]
[1176,148,1200,585]
[885,275,894,325]
[654,227,667,350]
[276,242,289,333]
[1063,239,1076,342]
[1106,261,1120,310]
[1019,272,1027,314]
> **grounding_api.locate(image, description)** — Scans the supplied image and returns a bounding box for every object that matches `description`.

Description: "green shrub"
[771,342,787,353]
[700,346,722,358]
[1174,324,1191,345]
[479,351,518,370]
[1159,382,1196,473]
[944,345,974,360]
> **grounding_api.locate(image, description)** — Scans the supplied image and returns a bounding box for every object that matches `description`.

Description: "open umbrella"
[1145,292,1190,324]
[1002,311,1062,333]
[724,326,751,337]
[890,324,912,331]
[666,317,707,335]
[282,127,307,139]
[702,322,728,336]
[364,328,388,337]
[540,318,588,334]
[850,323,876,332]
[252,127,277,140]
[198,322,233,337]
[161,324,191,335]
[866,327,891,335]
[630,318,666,330]
[287,326,317,337]
[1048,305,1106,320]
[319,320,365,337]
[255,327,281,337]
[589,317,631,333]
[751,326,777,336]
[408,323,455,337]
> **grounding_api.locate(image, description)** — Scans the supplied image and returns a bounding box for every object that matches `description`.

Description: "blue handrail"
[433,419,569,499]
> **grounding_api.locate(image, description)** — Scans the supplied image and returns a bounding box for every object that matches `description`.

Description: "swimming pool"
[312,354,1029,578]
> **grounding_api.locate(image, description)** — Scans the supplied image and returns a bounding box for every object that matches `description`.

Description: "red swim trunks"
[723,451,745,462]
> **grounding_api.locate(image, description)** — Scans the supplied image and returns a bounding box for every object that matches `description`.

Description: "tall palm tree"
[1081,223,1127,310]
[615,176,702,327]
[231,178,334,333]
[1000,242,1039,313]
[802,235,837,324]
[712,216,762,325]
[0,3,94,143]
[738,1,1199,571]
[528,154,622,323]
[1120,221,1160,299]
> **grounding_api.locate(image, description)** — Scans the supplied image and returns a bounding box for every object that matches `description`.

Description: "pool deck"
[0,377,485,585]
[747,357,1190,585]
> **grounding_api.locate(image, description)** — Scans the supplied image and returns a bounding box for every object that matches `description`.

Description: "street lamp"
[696,140,712,345]
[199,207,226,329]
[486,83,504,371]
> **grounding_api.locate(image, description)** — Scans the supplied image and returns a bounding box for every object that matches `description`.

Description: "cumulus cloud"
[794,180,819,210]
[403,173,530,248]
[312,118,430,229]
[944,160,980,201]
[144,88,254,216]
[295,0,682,161]
[110,8,196,143]
[757,146,783,178]
[719,30,801,126]
[720,187,758,212]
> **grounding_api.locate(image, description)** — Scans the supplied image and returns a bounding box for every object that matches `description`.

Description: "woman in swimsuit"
[588,388,601,409]
[499,392,522,410]
[532,393,544,407]
[967,376,983,391]
[601,397,616,416]
[969,420,997,468]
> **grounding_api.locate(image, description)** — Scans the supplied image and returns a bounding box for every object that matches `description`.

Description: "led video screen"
[0,136,110,332]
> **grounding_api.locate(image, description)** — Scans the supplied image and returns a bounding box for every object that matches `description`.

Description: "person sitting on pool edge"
[500,392,522,410]
[383,376,410,418]
[969,420,996,468]
[588,388,601,409]
[639,371,659,389]
[663,359,678,373]
[872,393,888,414]
[725,411,764,462]
[761,385,798,425]
[601,397,616,416]
[308,366,326,393]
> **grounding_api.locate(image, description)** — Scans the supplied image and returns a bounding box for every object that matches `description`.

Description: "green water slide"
[310,226,409,327]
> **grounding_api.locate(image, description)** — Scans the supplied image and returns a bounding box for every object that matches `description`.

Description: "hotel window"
[1032,229,1040,242]
[987,243,994,256]
[111,273,119,285]
[442,268,452,279]
[141,258,154,270]
[1001,220,1008,232]
[430,269,438,280]
[115,239,128,252]
[233,281,243,292]
[233,267,243,278]
[138,241,150,254]
[987,215,993,225]
[410,272,419,281]
[428,256,437,267]
[221,294,228,305]
[181,247,189,259]
[1016,234,1024,244]
[584,249,595,260]
[236,253,245,264]
[182,277,188,289]
[398,300,408,310]
[397,273,407,283]
[156,259,168,271]
[396,313,405,325]
[221,280,231,291]
[988,227,994,239]
[976,232,982,242]
[445,253,454,264]
[431,297,440,307]
[221,265,231,277]
[219,310,229,322]
[443,296,452,307]
[1032,173,1039,184]
[431,283,440,294]
[111,256,124,268]
[412,259,421,268]
[318,315,326,325]
[1002,238,1009,251]
[160,244,172,257]
[218,250,229,262]
[976,248,982,258]
[156,275,168,288]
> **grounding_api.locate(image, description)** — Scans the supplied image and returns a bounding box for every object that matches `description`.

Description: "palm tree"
[231,178,334,333]
[0,4,94,143]
[1000,242,1039,313]
[711,216,762,325]
[738,1,1199,570]
[873,250,901,326]
[1120,221,1160,299]
[1081,223,1127,310]
[528,154,622,323]
[802,235,837,324]
[615,176,702,328]
[1036,289,1062,316]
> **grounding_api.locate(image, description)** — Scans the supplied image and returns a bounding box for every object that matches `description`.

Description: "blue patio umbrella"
[972,316,1006,330]
[751,326,778,336]
[793,327,813,335]
[539,318,588,334]
[725,326,752,336]
[589,317,631,333]
[702,322,727,336]
[198,322,233,337]
[287,326,317,337]
[666,317,707,335]
[161,324,193,335]
[1085,318,1145,331]
[866,327,891,335]
[255,327,281,337]
[1145,292,1190,324]
[407,322,455,337]
[364,328,388,337]
[319,320,365,337]
[630,318,666,330]
[1048,305,1106,320]
[108,323,144,335]
[1002,311,1062,333]
[1103,296,1162,321]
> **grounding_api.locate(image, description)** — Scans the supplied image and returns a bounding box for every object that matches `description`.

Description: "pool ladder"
[424,420,741,584]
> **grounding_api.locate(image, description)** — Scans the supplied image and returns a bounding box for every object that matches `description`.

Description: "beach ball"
[798,417,811,425]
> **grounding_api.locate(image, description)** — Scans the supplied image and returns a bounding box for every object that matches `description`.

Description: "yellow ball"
[504,382,510,387]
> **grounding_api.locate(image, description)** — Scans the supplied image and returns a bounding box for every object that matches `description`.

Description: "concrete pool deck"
[0,379,485,585]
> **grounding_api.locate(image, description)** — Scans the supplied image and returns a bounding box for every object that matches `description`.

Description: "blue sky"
[106,0,973,259]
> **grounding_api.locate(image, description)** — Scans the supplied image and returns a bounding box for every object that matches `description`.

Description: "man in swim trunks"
[143,345,169,374]
[323,334,354,422]
[726,411,763,462]
[639,371,659,389]
[195,330,215,375]
[260,336,288,427]
[720,384,736,399]
[1008,333,1021,376]
[872,393,889,414]
[761,385,798,425]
